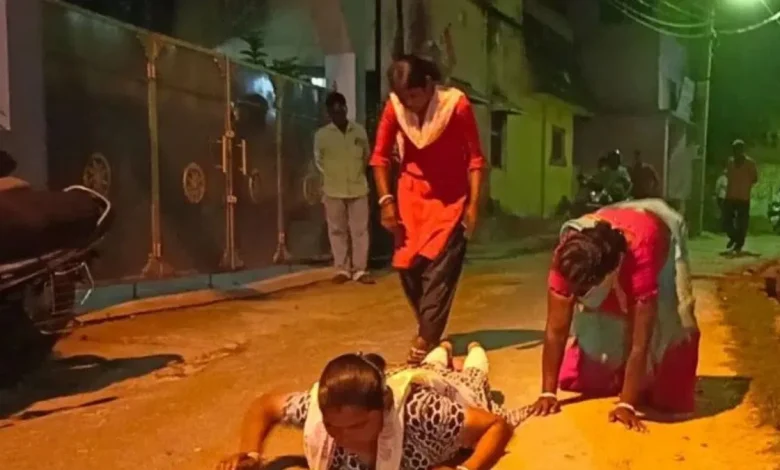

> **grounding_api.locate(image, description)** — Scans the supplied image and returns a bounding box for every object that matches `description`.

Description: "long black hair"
[553,221,628,296]
[386,54,441,93]
[318,353,387,411]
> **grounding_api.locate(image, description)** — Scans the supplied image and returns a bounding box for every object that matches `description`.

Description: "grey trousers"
[323,195,369,274]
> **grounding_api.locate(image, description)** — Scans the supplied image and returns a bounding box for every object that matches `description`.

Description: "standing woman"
[530,199,700,431]
[370,55,486,364]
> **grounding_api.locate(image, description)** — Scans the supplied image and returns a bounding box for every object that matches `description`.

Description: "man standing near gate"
[724,139,758,255]
[314,92,375,284]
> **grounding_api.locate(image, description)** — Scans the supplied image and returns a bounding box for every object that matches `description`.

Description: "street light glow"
[723,0,762,6]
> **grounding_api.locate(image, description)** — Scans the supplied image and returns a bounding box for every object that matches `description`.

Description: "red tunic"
[370,91,486,269]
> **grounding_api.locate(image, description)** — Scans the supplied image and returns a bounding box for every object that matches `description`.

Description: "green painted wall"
[422,0,576,219]
[490,95,575,217]
[541,96,575,217]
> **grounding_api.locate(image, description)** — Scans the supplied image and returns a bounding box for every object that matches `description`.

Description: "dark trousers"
[723,199,750,250]
[399,226,468,345]
[716,198,725,233]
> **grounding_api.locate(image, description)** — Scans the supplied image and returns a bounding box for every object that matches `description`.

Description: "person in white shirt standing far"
[714,168,728,233]
[314,92,375,284]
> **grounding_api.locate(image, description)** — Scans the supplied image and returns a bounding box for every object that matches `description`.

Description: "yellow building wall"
[428,0,488,93]
[492,0,524,20]
[489,97,575,217]
[420,0,575,219]
[425,0,492,170]
[490,97,544,216]
[541,96,575,217]
[488,18,576,218]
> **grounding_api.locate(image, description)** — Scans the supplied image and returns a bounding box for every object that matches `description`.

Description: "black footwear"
[727,239,736,250]
[332,272,351,284]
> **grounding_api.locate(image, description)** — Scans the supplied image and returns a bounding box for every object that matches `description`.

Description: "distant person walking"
[714,168,728,232]
[314,92,374,284]
[628,150,660,199]
[723,139,758,254]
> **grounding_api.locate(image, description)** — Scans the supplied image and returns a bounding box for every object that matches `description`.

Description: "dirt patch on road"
[719,272,780,451]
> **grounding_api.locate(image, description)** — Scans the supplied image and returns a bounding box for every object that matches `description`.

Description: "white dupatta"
[391,86,464,162]
[303,368,480,470]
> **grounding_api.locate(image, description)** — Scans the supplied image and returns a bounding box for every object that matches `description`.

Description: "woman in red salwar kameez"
[370,55,486,364]
[530,201,700,432]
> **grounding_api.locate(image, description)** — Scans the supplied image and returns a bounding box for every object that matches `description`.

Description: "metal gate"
[43,3,151,281]
[42,1,329,282]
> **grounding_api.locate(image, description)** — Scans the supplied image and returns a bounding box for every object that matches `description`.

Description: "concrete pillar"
[325,53,357,121]
[0,0,47,188]
[308,0,368,124]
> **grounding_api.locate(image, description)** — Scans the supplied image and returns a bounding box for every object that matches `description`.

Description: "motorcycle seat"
[0,249,69,279]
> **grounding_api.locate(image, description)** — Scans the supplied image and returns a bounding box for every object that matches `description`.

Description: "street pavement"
[0,234,779,469]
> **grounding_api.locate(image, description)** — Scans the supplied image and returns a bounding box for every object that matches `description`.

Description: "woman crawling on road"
[218,342,529,470]
[530,199,700,431]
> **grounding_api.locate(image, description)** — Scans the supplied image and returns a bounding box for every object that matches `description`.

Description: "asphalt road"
[0,234,778,470]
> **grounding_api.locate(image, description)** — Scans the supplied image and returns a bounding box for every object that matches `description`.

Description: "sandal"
[407,346,429,365]
[407,336,434,365]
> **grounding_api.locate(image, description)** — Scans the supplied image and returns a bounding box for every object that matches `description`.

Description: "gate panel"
[43,3,151,282]
[156,43,227,275]
[280,80,328,263]
[231,64,279,269]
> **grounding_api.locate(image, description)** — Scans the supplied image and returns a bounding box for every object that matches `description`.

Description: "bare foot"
[468,341,482,352]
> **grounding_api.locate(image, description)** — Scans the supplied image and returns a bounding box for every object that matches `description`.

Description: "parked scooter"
[556,172,618,218]
[0,175,113,387]
[573,173,615,217]
[768,188,780,234]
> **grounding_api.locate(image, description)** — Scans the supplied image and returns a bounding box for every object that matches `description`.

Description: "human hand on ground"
[217,452,263,470]
[608,406,647,433]
[529,395,560,417]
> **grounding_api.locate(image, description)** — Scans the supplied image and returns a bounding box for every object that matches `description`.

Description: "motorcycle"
[0,184,113,387]
[769,188,780,234]
[555,173,616,218]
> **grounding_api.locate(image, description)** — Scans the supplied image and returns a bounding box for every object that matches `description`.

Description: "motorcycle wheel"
[0,278,74,389]
[0,299,56,388]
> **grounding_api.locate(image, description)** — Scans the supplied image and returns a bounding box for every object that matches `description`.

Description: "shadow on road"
[260,455,308,469]
[465,242,555,262]
[448,329,543,352]
[642,375,751,423]
[692,375,751,419]
[719,250,761,259]
[0,353,182,420]
[551,375,750,424]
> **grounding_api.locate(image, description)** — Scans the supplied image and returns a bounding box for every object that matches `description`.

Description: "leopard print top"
[281,367,530,470]
[282,384,465,470]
